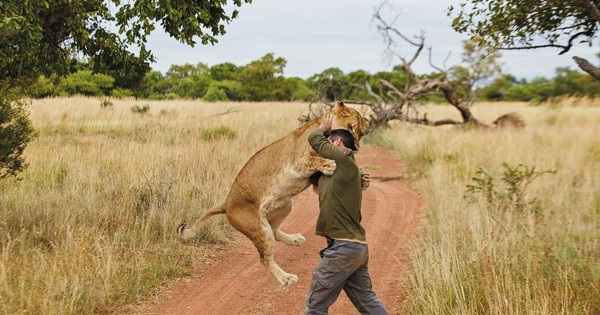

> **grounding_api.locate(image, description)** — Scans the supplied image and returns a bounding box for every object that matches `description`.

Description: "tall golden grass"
[0,97,309,314]
[0,97,598,314]
[369,102,599,314]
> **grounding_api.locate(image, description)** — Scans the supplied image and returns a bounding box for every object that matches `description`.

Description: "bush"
[465,163,555,214]
[0,94,36,178]
[28,75,57,98]
[57,70,115,96]
[199,126,237,141]
[100,97,113,108]
[205,80,242,101]
[112,88,134,99]
[131,104,150,114]
[203,86,229,102]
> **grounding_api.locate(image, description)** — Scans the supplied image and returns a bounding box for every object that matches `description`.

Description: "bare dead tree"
[351,1,491,130]
[299,2,524,131]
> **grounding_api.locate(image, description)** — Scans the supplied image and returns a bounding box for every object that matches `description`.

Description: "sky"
[145,0,599,80]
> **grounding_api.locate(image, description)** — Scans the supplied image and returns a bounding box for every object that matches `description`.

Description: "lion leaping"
[178,102,369,286]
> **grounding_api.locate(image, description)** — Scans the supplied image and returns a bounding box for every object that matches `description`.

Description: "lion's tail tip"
[177,223,186,236]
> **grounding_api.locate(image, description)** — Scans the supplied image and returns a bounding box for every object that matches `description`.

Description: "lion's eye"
[348,125,354,132]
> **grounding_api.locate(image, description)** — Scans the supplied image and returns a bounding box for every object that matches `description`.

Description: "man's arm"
[308,115,347,161]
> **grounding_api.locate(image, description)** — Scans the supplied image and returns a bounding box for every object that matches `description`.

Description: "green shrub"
[100,97,113,108]
[465,163,556,214]
[57,70,115,96]
[199,126,237,141]
[0,94,36,178]
[28,75,57,98]
[131,104,150,114]
[203,86,229,102]
[111,88,134,99]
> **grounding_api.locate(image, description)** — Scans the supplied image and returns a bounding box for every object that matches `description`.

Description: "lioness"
[178,101,369,286]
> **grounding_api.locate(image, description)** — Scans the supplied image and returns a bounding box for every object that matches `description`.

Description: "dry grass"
[369,102,600,314]
[0,97,598,314]
[0,97,308,314]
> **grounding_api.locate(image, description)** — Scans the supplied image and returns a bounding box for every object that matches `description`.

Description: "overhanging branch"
[573,56,600,80]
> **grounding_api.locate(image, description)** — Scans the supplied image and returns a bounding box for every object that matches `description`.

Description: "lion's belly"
[259,166,311,214]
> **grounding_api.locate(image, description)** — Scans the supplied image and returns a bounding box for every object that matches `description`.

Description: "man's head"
[325,101,369,151]
[327,129,357,151]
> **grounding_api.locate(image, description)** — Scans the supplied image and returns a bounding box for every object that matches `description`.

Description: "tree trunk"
[573,56,600,81]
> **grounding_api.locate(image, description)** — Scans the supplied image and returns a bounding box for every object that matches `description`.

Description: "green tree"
[28,75,58,98]
[307,68,347,102]
[207,80,243,101]
[56,70,115,96]
[166,63,212,99]
[0,0,251,176]
[528,77,556,102]
[553,67,600,97]
[449,38,503,104]
[345,70,371,100]
[287,78,313,101]
[239,53,287,101]
[505,84,537,102]
[137,71,170,99]
[210,62,242,81]
[449,0,600,80]
[203,85,229,102]
[1,0,252,86]
[477,74,516,101]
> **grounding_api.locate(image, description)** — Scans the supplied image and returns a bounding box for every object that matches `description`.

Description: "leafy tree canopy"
[449,0,600,80]
[0,0,252,87]
[0,0,251,178]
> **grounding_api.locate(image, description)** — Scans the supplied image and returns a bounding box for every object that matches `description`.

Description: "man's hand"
[360,168,371,191]
[319,114,333,132]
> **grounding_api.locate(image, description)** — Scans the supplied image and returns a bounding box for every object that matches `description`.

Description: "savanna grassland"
[0,97,598,314]
[0,98,309,314]
[374,101,600,314]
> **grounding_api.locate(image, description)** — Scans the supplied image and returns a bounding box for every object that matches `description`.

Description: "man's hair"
[328,129,357,151]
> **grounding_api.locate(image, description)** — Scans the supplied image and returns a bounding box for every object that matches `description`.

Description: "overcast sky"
[145,0,599,80]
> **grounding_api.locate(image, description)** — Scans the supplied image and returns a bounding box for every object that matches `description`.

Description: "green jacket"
[308,129,366,242]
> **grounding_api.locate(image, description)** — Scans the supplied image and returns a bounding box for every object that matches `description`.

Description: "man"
[303,114,388,315]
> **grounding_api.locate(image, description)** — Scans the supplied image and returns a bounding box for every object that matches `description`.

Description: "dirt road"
[130,146,421,315]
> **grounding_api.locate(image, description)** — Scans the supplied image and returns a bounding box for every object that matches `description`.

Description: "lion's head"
[327,101,369,150]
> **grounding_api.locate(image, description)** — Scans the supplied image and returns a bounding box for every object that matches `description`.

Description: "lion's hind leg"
[268,201,306,246]
[228,205,299,286]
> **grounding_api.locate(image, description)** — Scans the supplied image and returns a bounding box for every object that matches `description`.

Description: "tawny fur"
[493,112,525,128]
[178,102,369,286]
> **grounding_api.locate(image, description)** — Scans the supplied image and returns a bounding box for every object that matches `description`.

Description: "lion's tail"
[177,204,226,240]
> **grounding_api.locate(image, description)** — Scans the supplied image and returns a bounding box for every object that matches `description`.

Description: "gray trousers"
[303,238,389,315]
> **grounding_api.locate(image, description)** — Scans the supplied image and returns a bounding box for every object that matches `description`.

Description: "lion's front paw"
[288,233,306,246]
[275,230,306,246]
[278,273,299,286]
[321,160,337,175]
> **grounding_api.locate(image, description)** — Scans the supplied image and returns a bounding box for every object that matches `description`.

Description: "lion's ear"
[334,101,347,111]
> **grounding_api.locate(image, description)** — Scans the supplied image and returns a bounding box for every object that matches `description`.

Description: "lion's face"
[329,102,369,150]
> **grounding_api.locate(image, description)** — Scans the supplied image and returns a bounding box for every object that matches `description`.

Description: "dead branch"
[346,1,515,130]
[210,107,239,117]
[300,2,525,131]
